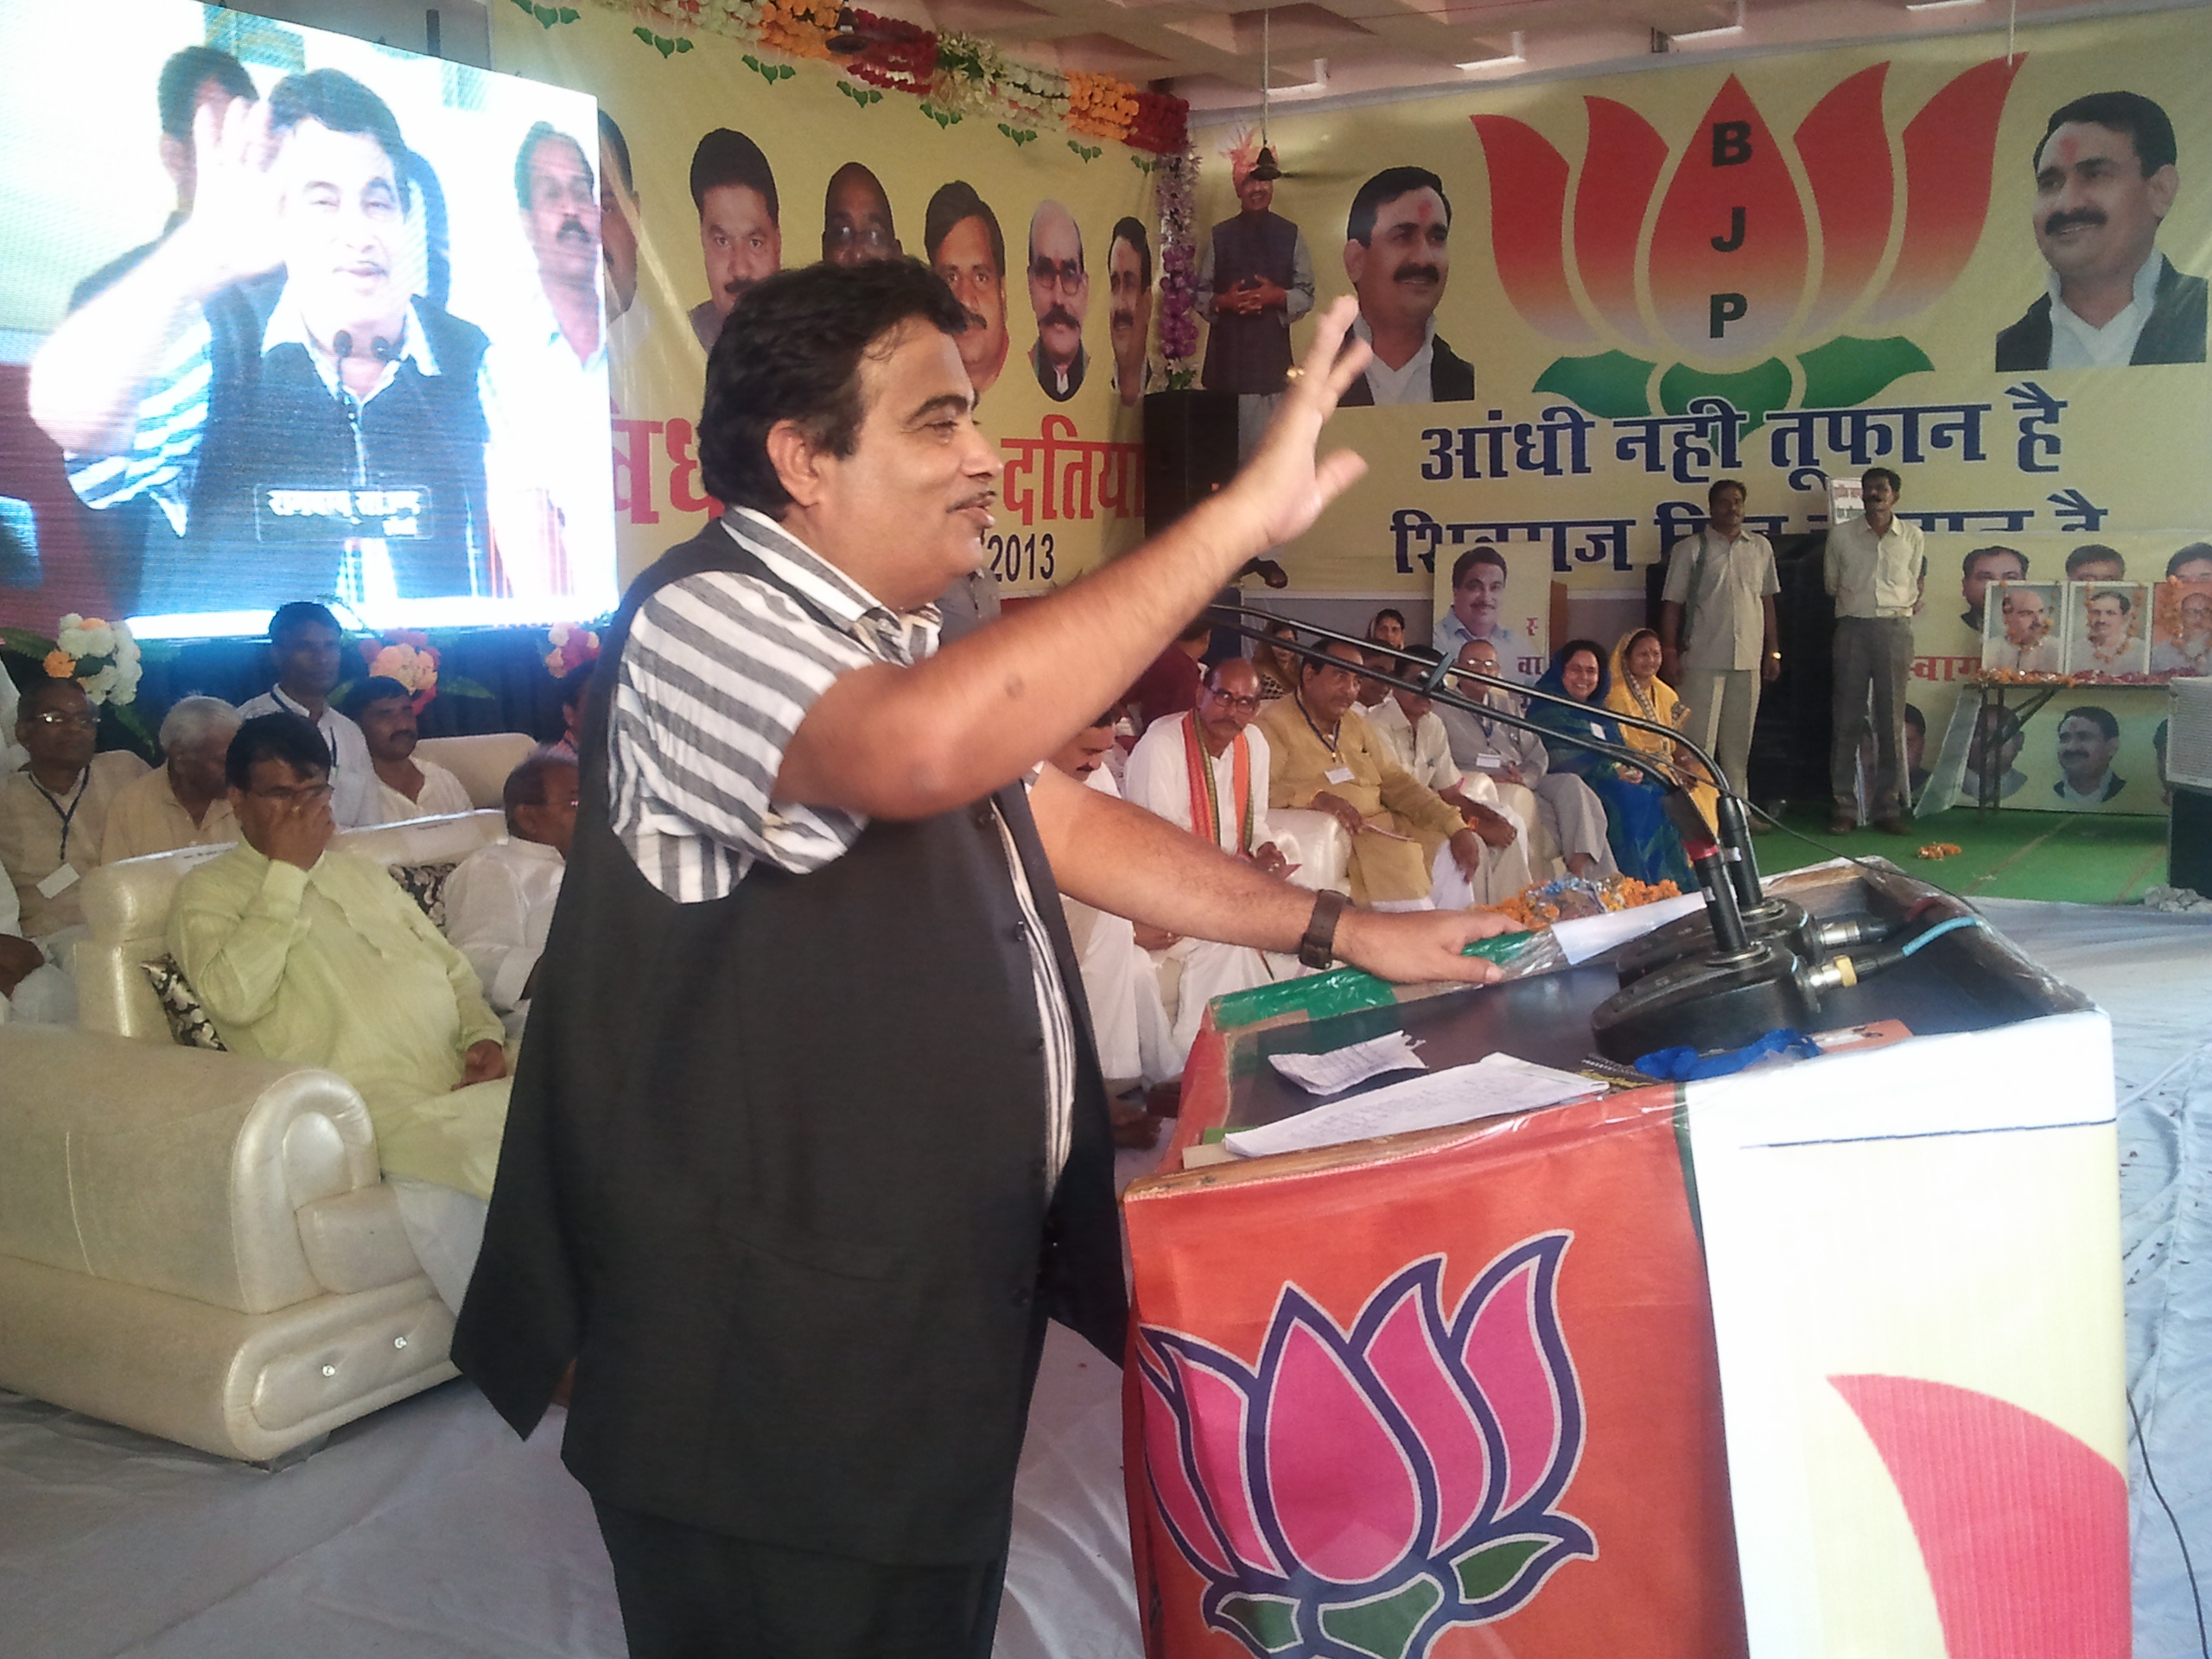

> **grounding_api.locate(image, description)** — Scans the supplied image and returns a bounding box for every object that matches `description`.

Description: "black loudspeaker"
[2172,785,2212,896]
[1143,389,1239,535]
[1747,531,1836,807]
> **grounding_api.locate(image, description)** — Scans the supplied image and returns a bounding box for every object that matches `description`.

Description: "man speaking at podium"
[455,264,1506,1659]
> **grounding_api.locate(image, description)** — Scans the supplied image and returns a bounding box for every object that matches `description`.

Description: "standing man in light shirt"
[1123,658,1300,1057]
[101,696,240,861]
[1823,467,1926,835]
[1658,478,1779,801]
[238,601,381,827]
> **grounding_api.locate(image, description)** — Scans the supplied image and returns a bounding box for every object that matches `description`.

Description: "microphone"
[329,331,397,362]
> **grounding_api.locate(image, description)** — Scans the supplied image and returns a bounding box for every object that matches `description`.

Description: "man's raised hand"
[1224,296,1373,551]
[171,96,284,298]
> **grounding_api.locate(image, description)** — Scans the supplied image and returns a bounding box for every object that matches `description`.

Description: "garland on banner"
[587,0,1187,153]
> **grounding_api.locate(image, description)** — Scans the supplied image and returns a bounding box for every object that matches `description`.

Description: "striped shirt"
[610,508,1079,1185]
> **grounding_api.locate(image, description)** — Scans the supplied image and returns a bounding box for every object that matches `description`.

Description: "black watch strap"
[1298,890,1350,969]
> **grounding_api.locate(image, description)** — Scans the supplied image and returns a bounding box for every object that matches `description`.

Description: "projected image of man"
[1107,217,1154,406]
[1028,200,1088,402]
[925,181,1009,397]
[823,162,899,266]
[1433,544,1522,675]
[1996,91,2206,369]
[32,69,506,614]
[687,128,781,352]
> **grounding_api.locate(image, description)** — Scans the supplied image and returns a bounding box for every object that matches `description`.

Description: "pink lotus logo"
[1136,1236,1593,1658]
[1472,58,2022,422]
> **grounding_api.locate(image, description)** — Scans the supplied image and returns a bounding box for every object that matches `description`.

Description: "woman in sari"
[1527,639,1691,885]
[1606,627,1720,830]
[1251,620,1303,702]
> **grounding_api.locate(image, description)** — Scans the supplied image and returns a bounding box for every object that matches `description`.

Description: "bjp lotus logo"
[1473,58,2022,422]
[1136,1236,1592,1659]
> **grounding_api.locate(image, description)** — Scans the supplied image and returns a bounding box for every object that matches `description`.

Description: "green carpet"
[1753,804,2171,905]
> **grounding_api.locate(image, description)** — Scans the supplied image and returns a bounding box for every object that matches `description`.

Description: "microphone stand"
[1207,606,1897,1058]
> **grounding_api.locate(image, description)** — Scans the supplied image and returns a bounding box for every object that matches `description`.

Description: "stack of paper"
[1224,1052,1598,1160]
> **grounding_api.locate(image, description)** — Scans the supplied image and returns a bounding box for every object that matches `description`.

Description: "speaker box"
[2172,785,2212,897]
[1143,389,1239,535]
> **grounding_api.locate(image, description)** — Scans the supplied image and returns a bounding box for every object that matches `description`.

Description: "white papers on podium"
[1548,891,1707,964]
[1224,1053,1597,1160]
[1268,1031,1427,1095]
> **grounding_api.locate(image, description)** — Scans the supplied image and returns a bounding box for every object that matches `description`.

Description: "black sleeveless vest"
[166,275,491,611]
[1202,209,1300,394]
[454,523,1126,1563]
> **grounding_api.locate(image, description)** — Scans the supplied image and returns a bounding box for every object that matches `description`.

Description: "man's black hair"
[1707,477,1746,506]
[266,69,407,175]
[227,711,333,791]
[2066,543,2124,576]
[1109,216,1153,291]
[698,260,973,516]
[269,601,340,644]
[690,128,778,223]
[158,46,254,140]
[1299,639,1368,682]
[503,749,575,829]
[1370,607,1407,633]
[1963,544,2028,579]
[1404,645,1443,668]
[2169,543,2212,578]
[514,120,590,213]
[2035,91,2177,177]
[1347,167,1451,246]
[1862,466,1903,495]
[597,108,633,195]
[1451,544,1509,589]
[18,677,88,717]
[923,181,1004,276]
[557,661,595,712]
[2088,588,2134,616]
[2062,704,2121,741]
[340,676,413,720]
[1903,702,1926,735]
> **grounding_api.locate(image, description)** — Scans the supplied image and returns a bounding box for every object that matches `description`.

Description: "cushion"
[139,955,227,1051]
[388,861,459,931]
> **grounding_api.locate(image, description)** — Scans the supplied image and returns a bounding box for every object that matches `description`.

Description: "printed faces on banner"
[1201,21,2209,602]
[4,0,617,631]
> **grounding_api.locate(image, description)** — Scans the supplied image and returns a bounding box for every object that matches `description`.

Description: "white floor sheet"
[0,901,2203,1659]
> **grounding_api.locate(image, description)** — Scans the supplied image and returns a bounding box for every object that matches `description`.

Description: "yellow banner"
[491,1,1156,594]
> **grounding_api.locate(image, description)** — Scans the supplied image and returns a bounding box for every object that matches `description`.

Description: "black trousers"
[593,1502,1010,1659]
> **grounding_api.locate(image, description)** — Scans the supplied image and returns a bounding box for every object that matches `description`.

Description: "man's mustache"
[2043,207,2107,236]
[1039,304,1080,332]
[1109,303,1136,330]
[1394,264,1443,285]
[556,217,594,245]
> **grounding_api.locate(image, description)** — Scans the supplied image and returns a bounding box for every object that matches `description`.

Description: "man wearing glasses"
[823,163,901,267]
[1027,200,1090,402]
[0,677,149,942]
[168,711,511,1211]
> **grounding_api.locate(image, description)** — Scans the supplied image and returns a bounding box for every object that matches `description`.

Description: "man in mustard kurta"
[167,712,510,1198]
[1257,639,1481,906]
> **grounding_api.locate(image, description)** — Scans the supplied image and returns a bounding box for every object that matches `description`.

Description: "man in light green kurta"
[168,713,510,1198]
[1256,640,1481,906]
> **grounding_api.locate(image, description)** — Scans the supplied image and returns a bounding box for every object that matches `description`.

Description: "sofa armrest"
[1269,809,1353,897]
[0,1026,413,1313]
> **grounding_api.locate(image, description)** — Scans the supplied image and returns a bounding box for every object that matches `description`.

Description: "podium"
[1122,861,2126,1659]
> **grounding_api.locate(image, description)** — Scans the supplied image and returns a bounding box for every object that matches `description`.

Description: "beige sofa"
[0,740,528,1462]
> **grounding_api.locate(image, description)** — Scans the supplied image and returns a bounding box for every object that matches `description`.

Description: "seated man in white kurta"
[442,750,576,1044]
[1122,657,1305,1058]
[1363,646,1533,907]
[1048,714,1170,1146]
[168,713,511,1201]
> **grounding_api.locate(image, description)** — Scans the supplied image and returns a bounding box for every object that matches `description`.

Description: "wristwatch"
[1298,891,1350,969]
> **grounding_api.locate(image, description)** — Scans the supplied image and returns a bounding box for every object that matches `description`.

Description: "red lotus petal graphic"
[1573,97,1668,345]
[1472,115,1599,345]
[1830,1374,2128,1659]
[1865,57,2024,324]
[1794,64,1894,337]
[1365,1281,1491,1551]
[1140,1355,1236,1576]
[1264,1319,1423,1584]
[1460,1260,1560,1515]
[1648,75,1809,359]
[1181,1353,1285,1574]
